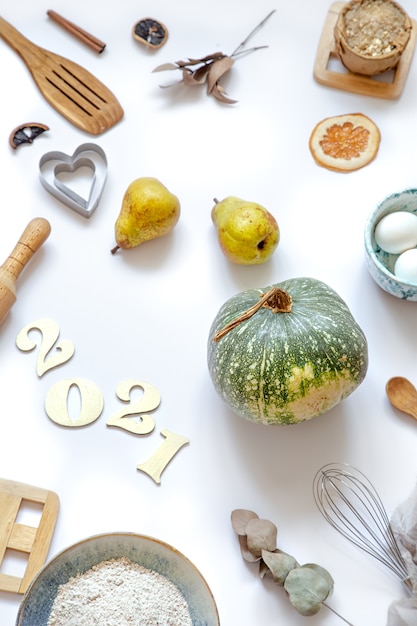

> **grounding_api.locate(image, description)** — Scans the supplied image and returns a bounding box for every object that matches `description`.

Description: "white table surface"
[1,1,417,624]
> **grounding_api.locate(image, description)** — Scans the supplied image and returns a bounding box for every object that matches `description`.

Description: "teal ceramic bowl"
[16,532,220,626]
[364,188,417,301]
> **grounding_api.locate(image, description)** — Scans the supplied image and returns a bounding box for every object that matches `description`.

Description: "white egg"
[394,248,417,284]
[374,211,417,254]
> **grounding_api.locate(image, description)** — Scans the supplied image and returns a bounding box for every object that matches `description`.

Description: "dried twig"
[152,10,276,103]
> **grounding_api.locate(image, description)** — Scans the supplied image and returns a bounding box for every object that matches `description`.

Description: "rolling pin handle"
[0,217,51,324]
[3,217,51,280]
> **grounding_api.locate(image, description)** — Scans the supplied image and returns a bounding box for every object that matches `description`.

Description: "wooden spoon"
[386,376,417,421]
[0,16,123,135]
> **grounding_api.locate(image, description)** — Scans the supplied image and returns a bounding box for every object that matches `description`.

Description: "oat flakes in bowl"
[334,0,412,75]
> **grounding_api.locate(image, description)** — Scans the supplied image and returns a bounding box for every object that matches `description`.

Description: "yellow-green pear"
[111,177,180,253]
[211,196,279,265]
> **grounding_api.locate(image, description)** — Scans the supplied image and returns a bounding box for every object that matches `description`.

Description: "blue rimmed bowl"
[364,188,417,301]
[16,532,220,626]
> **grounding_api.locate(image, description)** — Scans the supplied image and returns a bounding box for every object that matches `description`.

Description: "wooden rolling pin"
[0,217,51,325]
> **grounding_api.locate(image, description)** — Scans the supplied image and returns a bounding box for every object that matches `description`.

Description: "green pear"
[211,196,279,265]
[111,177,180,253]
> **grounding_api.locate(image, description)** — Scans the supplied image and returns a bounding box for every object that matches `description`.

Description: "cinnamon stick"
[47,10,106,53]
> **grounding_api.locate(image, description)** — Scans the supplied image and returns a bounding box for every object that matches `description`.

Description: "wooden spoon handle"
[407,407,417,421]
[0,16,42,65]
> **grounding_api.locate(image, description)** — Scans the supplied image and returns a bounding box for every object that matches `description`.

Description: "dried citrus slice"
[309,113,380,172]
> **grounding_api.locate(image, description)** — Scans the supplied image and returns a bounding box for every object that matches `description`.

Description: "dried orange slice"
[309,113,380,172]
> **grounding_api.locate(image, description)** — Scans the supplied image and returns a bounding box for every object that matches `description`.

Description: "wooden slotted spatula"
[0,16,124,135]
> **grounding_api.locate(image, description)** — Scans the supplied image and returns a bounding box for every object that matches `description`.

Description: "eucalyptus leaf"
[180,63,213,87]
[210,83,238,105]
[284,565,334,616]
[186,52,225,65]
[238,534,261,562]
[192,63,213,83]
[303,563,334,592]
[152,63,179,72]
[246,518,277,558]
[261,549,299,585]
[231,509,258,536]
[207,56,234,93]
[259,557,271,579]
[182,69,203,87]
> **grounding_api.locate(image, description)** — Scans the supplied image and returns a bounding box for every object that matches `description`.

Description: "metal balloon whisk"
[313,463,412,591]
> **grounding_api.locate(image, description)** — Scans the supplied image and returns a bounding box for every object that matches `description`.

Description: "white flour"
[46,557,193,626]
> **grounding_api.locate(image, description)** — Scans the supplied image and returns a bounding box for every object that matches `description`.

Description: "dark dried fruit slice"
[132,18,168,49]
[309,113,380,172]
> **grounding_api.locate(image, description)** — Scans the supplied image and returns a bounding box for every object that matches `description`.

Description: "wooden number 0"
[44,378,104,427]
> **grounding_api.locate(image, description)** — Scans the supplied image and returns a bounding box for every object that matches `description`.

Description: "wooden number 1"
[137,429,189,484]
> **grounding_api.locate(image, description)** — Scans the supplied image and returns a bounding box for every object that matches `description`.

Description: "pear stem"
[213,286,293,342]
[110,245,120,255]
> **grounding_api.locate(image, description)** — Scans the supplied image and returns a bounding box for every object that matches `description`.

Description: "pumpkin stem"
[213,286,292,342]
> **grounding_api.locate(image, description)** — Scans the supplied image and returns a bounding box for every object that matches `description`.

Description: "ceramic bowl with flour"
[16,532,220,626]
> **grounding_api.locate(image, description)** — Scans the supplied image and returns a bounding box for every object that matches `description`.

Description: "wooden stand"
[314,2,417,99]
[0,478,59,594]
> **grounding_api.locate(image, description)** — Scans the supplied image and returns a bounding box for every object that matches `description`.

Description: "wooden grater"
[0,478,59,594]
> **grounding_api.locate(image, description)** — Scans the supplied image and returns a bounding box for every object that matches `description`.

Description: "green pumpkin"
[207,277,368,425]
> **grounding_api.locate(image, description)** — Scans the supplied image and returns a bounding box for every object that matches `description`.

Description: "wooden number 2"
[16,318,75,377]
[106,380,160,435]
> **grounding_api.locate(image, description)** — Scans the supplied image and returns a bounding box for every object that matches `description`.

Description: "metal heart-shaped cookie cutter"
[39,143,107,218]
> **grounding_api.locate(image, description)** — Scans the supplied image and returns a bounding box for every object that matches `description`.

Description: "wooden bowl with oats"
[334,0,412,75]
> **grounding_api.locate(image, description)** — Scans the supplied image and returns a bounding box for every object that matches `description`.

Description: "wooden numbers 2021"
[16,318,189,484]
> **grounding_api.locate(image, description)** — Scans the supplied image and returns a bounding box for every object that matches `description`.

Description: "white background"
[1,1,417,625]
